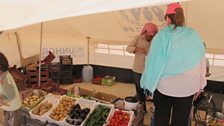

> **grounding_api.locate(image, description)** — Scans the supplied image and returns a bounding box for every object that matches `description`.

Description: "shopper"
[0,52,22,126]
[140,3,206,126]
[126,22,158,112]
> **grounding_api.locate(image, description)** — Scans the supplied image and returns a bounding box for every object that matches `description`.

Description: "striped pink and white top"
[156,58,207,97]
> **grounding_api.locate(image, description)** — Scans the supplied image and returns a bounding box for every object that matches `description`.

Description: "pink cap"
[166,3,182,14]
[140,23,158,36]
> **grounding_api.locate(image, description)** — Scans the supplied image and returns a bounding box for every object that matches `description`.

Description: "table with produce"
[19,89,136,126]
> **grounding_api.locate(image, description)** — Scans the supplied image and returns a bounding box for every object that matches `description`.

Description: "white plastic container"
[124,96,139,111]
[46,95,77,126]
[29,93,61,122]
[83,102,114,126]
[82,65,93,83]
[63,98,96,126]
[105,109,135,126]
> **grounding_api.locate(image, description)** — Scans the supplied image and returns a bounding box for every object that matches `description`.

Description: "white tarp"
[0,0,187,67]
[1,0,224,72]
[0,0,187,31]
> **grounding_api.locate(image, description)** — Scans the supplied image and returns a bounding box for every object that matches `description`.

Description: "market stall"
[19,86,145,126]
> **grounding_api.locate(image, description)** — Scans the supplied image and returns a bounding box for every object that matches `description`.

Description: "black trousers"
[133,72,146,110]
[153,90,194,126]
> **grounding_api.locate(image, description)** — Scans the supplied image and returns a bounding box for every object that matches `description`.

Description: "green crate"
[101,76,115,86]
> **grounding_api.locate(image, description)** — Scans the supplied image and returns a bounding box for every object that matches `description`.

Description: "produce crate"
[92,75,102,85]
[101,76,116,86]
[9,65,27,90]
[21,89,47,112]
[83,102,114,126]
[41,51,55,65]
[60,77,74,84]
[20,109,47,126]
[92,92,117,104]
[60,55,72,65]
[22,54,39,66]
[64,98,96,126]
[29,93,61,123]
[47,95,76,126]
[24,115,47,126]
[106,109,135,126]
[113,99,144,126]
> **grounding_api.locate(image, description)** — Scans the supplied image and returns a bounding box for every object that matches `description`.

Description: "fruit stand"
[19,88,144,126]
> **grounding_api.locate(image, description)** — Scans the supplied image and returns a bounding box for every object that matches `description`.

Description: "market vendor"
[0,52,22,126]
[126,22,158,112]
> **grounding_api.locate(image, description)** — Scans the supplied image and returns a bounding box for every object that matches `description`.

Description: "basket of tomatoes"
[106,109,134,126]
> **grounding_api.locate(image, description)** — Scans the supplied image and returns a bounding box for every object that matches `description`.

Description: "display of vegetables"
[84,105,111,126]
[66,104,91,125]
[31,101,53,116]
[20,93,136,126]
[22,95,43,108]
[106,110,130,126]
[49,96,75,121]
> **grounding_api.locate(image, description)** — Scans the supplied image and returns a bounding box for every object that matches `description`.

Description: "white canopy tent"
[0,0,224,75]
[0,0,186,31]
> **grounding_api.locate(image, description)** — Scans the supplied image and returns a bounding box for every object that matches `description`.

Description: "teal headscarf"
[140,25,206,94]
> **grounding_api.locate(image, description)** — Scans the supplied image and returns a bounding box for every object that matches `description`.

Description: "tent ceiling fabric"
[8,5,171,42]
[0,0,187,31]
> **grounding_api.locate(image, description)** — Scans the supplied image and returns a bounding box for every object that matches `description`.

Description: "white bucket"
[124,96,139,111]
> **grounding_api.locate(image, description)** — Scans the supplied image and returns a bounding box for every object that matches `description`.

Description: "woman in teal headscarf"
[140,3,206,126]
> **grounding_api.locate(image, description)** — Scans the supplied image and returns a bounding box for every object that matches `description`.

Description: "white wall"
[0,33,21,66]
[187,0,224,50]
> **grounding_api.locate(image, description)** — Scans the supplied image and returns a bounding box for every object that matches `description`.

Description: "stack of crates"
[26,65,49,86]
[59,55,74,84]
[49,62,61,83]
[49,55,74,84]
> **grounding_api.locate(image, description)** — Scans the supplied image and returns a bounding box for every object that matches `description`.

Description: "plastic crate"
[106,109,135,126]
[29,93,60,123]
[60,55,72,65]
[92,75,102,85]
[24,115,47,126]
[49,62,61,73]
[101,76,116,86]
[60,77,74,84]
[64,98,96,126]
[20,109,47,126]
[21,89,47,112]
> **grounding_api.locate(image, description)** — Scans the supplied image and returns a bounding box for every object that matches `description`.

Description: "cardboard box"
[79,88,94,97]
[92,92,117,104]
[69,85,94,97]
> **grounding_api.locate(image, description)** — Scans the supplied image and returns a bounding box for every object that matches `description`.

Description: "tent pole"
[87,36,91,65]
[15,32,23,66]
[38,23,43,87]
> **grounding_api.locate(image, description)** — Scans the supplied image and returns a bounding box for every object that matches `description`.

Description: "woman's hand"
[193,90,203,101]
